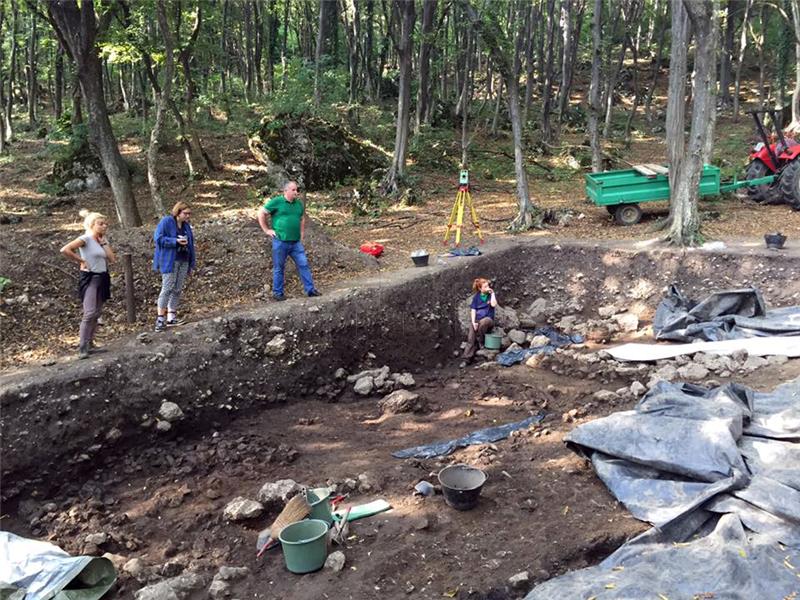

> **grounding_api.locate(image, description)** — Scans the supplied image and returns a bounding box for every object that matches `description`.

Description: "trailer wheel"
[614,204,642,226]
[745,159,777,203]
[778,157,800,208]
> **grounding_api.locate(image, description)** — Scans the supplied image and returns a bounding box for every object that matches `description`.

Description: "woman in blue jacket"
[153,202,196,331]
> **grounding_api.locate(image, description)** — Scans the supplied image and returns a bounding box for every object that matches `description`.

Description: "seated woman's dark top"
[471,292,495,321]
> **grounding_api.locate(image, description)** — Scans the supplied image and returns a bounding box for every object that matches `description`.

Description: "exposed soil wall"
[3,239,800,494]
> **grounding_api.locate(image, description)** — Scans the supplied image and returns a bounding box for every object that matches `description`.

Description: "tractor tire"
[778,157,800,208]
[744,160,776,204]
[614,204,642,226]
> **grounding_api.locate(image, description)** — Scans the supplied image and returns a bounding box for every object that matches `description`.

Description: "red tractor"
[744,109,800,206]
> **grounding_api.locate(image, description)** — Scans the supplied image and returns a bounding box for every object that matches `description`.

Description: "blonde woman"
[61,210,116,359]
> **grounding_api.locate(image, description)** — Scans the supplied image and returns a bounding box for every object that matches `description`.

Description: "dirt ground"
[4,104,800,599]
[3,114,800,370]
[5,345,800,599]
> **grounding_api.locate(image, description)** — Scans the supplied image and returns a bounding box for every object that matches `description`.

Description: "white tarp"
[0,532,116,600]
[608,335,800,362]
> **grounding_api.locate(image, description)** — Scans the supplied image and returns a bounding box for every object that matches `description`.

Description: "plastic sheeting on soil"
[391,415,544,459]
[525,378,800,599]
[496,327,584,367]
[609,335,800,362]
[654,285,800,342]
[0,532,116,600]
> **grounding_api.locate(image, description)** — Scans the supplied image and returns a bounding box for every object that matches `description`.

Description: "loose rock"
[392,372,416,387]
[508,329,527,345]
[353,376,374,396]
[629,381,646,397]
[379,389,427,414]
[257,479,301,509]
[677,363,709,381]
[223,497,264,521]
[508,571,531,590]
[159,401,184,423]
[134,573,206,600]
[325,550,346,572]
[265,334,288,357]
[614,312,639,333]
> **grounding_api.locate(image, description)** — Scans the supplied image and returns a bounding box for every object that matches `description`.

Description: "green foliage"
[36,181,64,197]
[408,126,458,171]
[0,277,10,295]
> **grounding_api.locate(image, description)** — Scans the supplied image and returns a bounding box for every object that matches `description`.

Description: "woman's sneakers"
[156,315,184,331]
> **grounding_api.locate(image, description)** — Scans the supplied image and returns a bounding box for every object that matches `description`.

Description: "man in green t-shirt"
[258,181,321,301]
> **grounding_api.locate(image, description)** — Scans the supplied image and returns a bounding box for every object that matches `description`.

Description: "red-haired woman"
[463,277,498,361]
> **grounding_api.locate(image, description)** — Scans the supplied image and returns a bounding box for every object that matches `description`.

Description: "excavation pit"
[3,239,800,598]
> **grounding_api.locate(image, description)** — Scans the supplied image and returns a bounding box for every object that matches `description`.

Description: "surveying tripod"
[443,169,484,247]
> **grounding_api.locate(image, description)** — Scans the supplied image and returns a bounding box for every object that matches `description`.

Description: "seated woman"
[463,277,498,361]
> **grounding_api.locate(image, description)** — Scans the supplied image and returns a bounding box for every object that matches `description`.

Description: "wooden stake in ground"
[123,254,136,324]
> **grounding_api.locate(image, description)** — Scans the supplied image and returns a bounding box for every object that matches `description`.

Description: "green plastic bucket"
[305,487,333,525]
[278,519,329,574]
[484,333,502,350]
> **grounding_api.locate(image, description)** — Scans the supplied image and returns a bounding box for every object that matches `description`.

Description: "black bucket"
[438,464,487,511]
[764,232,787,250]
[410,250,429,267]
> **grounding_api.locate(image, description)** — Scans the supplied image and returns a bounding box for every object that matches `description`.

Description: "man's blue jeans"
[272,238,316,296]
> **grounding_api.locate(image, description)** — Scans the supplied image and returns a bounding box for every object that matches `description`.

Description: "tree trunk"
[0,1,5,153]
[415,0,437,134]
[602,13,628,139]
[280,0,289,88]
[460,26,473,167]
[733,0,754,120]
[313,0,338,106]
[463,0,535,229]
[47,0,142,228]
[523,2,537,123]
[177,3,216,172]
[363,0,375,98]
[557,0,573,118]
[644,1,667,122]
[757,3,766,110]
[540,0,557,144]
[588,0,602,171]
[147,0,175,215]
[791,0,800,126]
[623,29,641,146]
[220,0,229,94]
[6,0,17,141]
[719,0,736,107]
[341,0,362,107]
[54,43,64,119]
[26,13,38,126]
[666,0,718,246]
[381,0,415,195]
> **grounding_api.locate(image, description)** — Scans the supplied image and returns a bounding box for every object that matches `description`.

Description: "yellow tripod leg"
[455,190,466,246]
[443,191,461,244]
[465,190,484,242]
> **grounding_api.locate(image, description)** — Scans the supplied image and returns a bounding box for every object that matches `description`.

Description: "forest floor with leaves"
[2,113,800,370]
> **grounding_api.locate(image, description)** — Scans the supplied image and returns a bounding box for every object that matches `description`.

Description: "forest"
[3,0,800,242]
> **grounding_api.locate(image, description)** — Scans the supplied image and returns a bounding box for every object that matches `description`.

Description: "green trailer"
[585,163,776,225]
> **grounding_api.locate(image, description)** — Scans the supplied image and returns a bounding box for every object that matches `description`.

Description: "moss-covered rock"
[248,113,387,191]
[51,135,108,193]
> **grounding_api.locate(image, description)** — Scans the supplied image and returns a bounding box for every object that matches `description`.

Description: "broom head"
[269,494,311,540]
